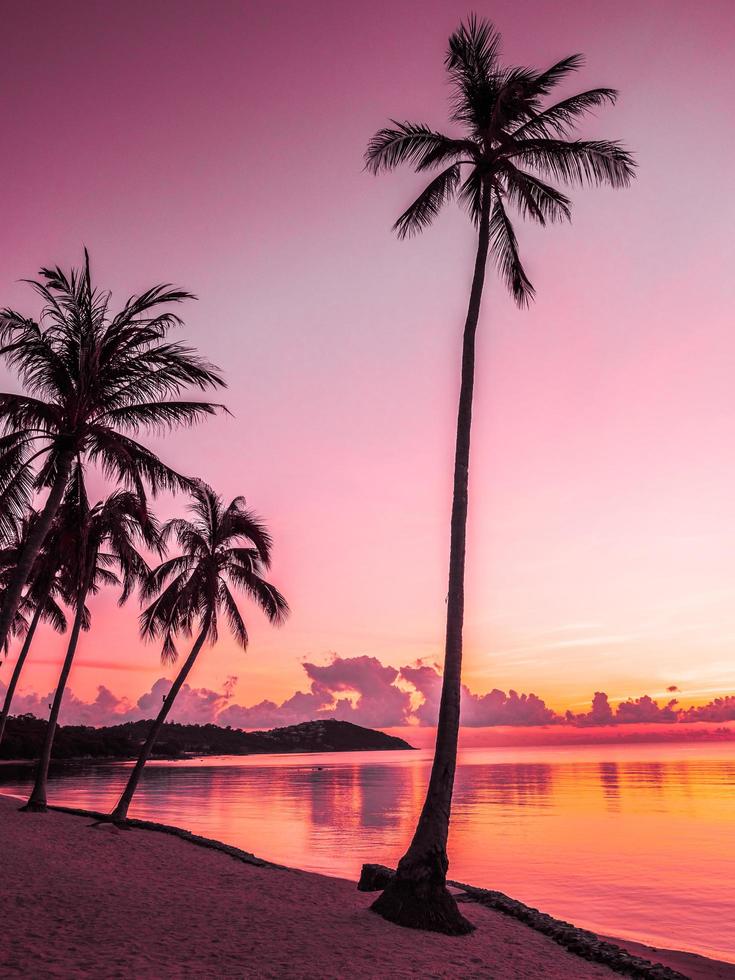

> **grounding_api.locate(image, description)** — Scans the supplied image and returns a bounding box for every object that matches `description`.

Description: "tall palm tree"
[0,513,68,748]
[364,17,635,932]
[109,483,288,823]
[0,250,226,654]
[22,469,158,811]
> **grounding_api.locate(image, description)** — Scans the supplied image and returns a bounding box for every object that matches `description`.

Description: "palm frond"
[162,517,209,558]
[40,594,67,633]
[489,196,535,306]
[530,54,585,95]
[445,14,502,92]
[86,427,194,496]
[100,342,226,405]
[220,499,274,565]
[108,286,196,335]
[140,554,195,599]
[445,15,503,130]
[0,328,73,402]
[160,632,179,666]
[501,165,572,224]
[92,400,226,434]
[508,138,636,188]
[219,580,249,649]
[226,562,290,625]
[365,123,463,174]
[0,393,60,433]
[0,444,47,541]
[393,164,461,239]
[457,169,484,225]
[510,88,618,140]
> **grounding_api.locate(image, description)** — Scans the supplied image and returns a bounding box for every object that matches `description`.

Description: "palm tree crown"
[365,16,636,302]
[142,482,289,662]
[0,250,225,541]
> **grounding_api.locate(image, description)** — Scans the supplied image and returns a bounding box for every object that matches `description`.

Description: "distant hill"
[0,715,414,761]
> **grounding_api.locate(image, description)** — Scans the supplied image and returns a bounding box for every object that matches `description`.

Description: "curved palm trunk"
[371,192,492,934]
[0,600,45,749]
[21,592,86,812]
[110,626,208,823]
[0,451,73,654]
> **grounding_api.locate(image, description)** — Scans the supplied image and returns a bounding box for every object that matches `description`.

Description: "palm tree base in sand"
[370,876,474,935]
[367,849,475,935]
[19,800,48,813]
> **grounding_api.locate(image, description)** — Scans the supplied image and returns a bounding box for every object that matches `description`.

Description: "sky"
[1,0,735,731]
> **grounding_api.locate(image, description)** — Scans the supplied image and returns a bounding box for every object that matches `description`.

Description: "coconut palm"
[22,469,158,811]
[0,250,226,654]
[364,17,635,932]
[109,483,288,822]
[0,513,68,748]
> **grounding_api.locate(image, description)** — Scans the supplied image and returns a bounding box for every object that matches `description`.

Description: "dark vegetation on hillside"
[0,715,413,761]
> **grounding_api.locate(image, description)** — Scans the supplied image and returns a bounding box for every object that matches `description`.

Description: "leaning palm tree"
[0,250,226,653]
[364,17,635,932]
[109,483,288,822]
[0,513,68,748]
[22,469,158,811]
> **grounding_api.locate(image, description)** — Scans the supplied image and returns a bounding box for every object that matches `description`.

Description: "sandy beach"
[2,795,732,979]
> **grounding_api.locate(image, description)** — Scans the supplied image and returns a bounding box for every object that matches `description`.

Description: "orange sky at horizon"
[2,0,735,723]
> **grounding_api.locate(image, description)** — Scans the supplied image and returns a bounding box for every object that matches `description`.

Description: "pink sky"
[2,0,735,724]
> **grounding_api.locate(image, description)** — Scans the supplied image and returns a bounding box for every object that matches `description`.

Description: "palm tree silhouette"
[22,467,158,811]
[109,482,288,823]
[364,16,635,933]
[0,512,68,748]
[0,250,225,653]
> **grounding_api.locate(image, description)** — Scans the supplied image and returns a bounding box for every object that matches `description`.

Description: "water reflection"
[598,762,620,811]
[356,764,411,829]
[455,762,555,810]
[1,743,734,962]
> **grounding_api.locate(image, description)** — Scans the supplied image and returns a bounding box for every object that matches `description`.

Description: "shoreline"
[0,745,417,766]
[0,748,417,765]
[2,794,732,978]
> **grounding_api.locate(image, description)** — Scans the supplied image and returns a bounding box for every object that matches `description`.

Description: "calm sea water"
[2,741,734,963]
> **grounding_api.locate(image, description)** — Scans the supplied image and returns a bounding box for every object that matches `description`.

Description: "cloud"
[566,691,680,725]
[0,675,237,727]
[400,663,558,727]
[615,694,679,724]
[0,682,135,726]
[463,688,557,727]
[679,696,735,723]
[3,655,735,731]
[565,691,614,726]
[219,655,411,730]
[135,676,236,725]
